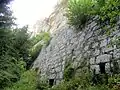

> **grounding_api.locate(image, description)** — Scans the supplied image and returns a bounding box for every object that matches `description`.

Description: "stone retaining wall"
[33,7,120,85]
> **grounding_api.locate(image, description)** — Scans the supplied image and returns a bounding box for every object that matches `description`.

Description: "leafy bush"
[108,74,120,90]
[67,0,95,30]
[51,71,91,90]
[37,75,49,90]
[97,0,120,25]
[51,74,120,90]
[30,43,43,62]
[63,61,75,81]
[0,26,30,89]
[64,66,74,81]
[5,70,37,90]
[87,85,109,90]
[0,0,51,89]
[0,56,23,88]
[67,0,120,32]
[30,32,51,46]
[30,32,51,56]
[28,32,51,67]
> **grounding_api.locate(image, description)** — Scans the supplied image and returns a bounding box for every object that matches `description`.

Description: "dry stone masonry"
[33,3,120,85]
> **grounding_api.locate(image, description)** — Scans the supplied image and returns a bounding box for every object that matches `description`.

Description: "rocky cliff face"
[33,1,120,85]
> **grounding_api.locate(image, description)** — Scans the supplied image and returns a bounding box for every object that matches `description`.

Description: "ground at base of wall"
[49,74,120,90]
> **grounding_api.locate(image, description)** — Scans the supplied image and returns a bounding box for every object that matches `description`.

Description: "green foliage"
[0,1,30,88]
[0,26,31,89]
[97,0,120,25]
[108,74,120,86]
[107,74,120,90]
[0,0,119,90]
[50,58,120,90]
[50,73,120,90]
[37,76,49,90]
[51,74,120,90]
[87,85,109,90]
[5,71,50,90]
[0,56,22,88]
[5,70,37,90]
[30,43,43,60]
[64,66,74,81]
[51,72,91,90]
[0,25,50,89]
[67,0,120,32]
[63,61,75,81]
[28,32,51,66]
[113,61,119,74]
[13,26,31,62]
[37,80,49,90]
[67,0,95,30]
[0,0,51,89]
[30,32,50,46]
[93,0,120,47]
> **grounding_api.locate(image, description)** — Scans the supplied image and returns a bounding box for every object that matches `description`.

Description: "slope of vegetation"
[0,0,51,89]
[5,70,38,90]
[0,0,29,88]
[30,32,51,63]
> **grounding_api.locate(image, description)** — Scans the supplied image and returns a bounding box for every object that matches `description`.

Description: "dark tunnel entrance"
[49,79,54,87]
[99,63,106,74]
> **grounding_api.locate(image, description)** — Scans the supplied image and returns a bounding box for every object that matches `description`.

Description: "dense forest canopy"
[0,0,51,89]
[0,0,29,88]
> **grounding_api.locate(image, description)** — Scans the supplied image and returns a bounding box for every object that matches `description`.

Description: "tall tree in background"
[0,0,14,29]
[0,0,50,89]
[0,0,30,89]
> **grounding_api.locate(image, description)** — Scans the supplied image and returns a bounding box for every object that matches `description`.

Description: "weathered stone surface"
[59,72,63,79]
[85,31,93,39]
[96,54,111,64]
[100,39,108,47]
[84,46,89,51]
[90,65,100,74]
[50,69,55,73]
[56,80,61,85]
[105,63,110,74]
[114,53,120,58]
[92,42,99,48]
[55,66,62,72]
[32,4,120,85]
[90,57,95,65]
[102,47,114,53]
[49,74,56,79]
[113,49,120,58]
[94,49,100,56]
